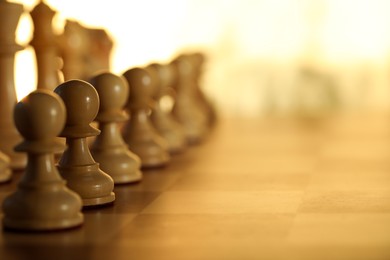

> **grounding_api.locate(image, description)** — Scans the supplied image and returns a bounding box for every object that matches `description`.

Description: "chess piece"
[122,68,170,168]
[172,55,209,144]
[89,72,142,184]
[30,1,62,90]
[190,52,217,126]
[147,63,187,154]
[84,28,113,77]
[0,0,27,169]
[59,20,90,81]
[2,90,83,231]
[54,80,115,207]
[0,150,11,183]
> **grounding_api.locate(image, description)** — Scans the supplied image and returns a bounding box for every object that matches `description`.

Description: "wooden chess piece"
[171,55,209,144]
[0,150,11,183]
[59,20,90,81]
[30,1,62,90]
[89,72,142,184]
[85,28,113,77]
[0,0,27,169]
[2,90,83,231]
[122,68,170,168]
[147,63,187,154]
[190,52,217,126]
[54,80,115,207]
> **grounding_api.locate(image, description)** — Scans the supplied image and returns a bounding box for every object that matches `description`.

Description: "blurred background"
[12,0,390,118]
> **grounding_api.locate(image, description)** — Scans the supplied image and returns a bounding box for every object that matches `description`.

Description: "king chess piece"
[54,80,115,207]
[2,90,83,231]
[89,72,142,184]
[122,68,170,169]
[0,0,27,169]
[0,150,11,183]
[147,63,187,154]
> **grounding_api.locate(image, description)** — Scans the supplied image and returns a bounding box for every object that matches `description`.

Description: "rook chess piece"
[0,150,11,183]
[89,72,142,184]
[122,68,170,168]
[147,63,187,154]
[54,80,115,207]
[2,90,83,231]
[0,0,27,169]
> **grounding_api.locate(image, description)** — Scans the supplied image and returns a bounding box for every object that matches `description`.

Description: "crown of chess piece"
[89,72,142,184]
[54,80,115,207]
[0,0,27,169]
[2,90,83,231]
[122,68,170,168]
[0,150,11,183]
[30,0,62,90]
[147,63,187,154]
[171,54,209,144]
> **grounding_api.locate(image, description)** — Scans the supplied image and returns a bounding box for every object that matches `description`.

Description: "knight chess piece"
[2,90,83,231]
[54,80,115,207]
[30,0,62,90]
[171,54,209,144]
[0,0,27,169]
[122,68,170,168]
[89,72,142,184]
[147,63,187,154]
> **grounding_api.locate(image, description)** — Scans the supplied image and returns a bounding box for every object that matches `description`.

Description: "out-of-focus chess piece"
[147,63,187,154]
[2,90,83,231]
[59,20,90,81]
[89,72,142,184]
[55,80,115,207]
[172,55,208,144]
[0,150,11,183]
[122,68,170,168]
[190,52,217,126]
[30,0,62,90]
[0,0,27,169]
[85,28,113,77]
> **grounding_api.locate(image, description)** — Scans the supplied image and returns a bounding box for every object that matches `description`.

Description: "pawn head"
[122,68,155,104]
[89,72,129,122]
[54,79,100,137]
[14,90,66,151]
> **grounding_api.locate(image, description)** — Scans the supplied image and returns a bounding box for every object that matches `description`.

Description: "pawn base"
[3,214,83,232]
[82,192,115,207]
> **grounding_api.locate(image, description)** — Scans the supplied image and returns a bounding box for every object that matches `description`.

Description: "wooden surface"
[1,115,390,259]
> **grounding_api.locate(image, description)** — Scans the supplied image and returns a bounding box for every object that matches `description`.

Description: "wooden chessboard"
[1,114,390,260]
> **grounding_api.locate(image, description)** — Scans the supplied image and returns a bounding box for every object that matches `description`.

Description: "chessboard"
[1,114,390,260]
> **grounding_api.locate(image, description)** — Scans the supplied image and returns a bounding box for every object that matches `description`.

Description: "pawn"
[122,68,170,168]
[0,150,11,183]
[146,63,187,154]
[2,90,83,231]
[54,80,115,207]
[89,72,142,184]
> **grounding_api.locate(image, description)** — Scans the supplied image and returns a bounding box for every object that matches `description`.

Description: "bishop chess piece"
[0,0,27,169]
[89,72,142,184]
[147,63,187,154]
[2,90,83,231]
[0,150,11,183]
[122,68,170,168]
[54,80,115,207]
[30,0,61,90]
[172,55,209,144]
